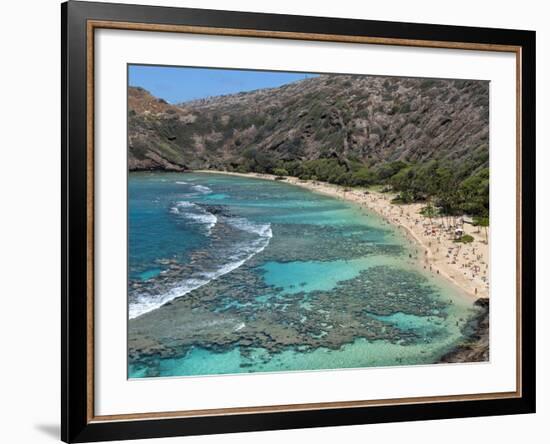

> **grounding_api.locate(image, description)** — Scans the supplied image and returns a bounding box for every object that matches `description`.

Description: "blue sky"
[128,65,317,103]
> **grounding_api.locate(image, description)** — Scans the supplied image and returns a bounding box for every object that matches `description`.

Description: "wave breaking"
[129,208,272,319]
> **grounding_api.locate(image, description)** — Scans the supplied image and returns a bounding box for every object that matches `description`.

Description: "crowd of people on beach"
[344,188,490,299]
[214,172,490,300]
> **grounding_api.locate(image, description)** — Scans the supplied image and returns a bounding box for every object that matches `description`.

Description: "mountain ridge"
[128,74,489,175]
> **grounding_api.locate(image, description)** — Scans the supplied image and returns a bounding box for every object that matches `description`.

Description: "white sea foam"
[234,322,246,331]
[226,216,273,239]
[192,184,212,194]
[172,201,195,208]
[129,277,210,319]
[129,215,272,319]
[175,182,212,197]
[170,201,217,234]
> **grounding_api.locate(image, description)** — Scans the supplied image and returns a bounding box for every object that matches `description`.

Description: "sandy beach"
[196,170,490,300]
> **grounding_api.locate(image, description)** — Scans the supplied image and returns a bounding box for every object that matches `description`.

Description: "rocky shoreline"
[439,298,489,363]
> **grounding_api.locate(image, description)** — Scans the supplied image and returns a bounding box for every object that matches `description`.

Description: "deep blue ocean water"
[128,172,478,378]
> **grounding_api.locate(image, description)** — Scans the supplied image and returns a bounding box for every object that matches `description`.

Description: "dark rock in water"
[439,298,489,363]
[474,297,489,309]
[198,204,233,217]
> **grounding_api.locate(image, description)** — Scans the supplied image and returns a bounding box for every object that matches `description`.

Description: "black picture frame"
[62,1,536,442]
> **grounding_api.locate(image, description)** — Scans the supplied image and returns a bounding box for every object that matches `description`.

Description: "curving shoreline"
[194,170,490,364]
[195,170,490,300]
[128,170,489,370]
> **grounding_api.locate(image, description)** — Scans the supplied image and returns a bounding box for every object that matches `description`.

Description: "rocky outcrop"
[439,298,489,363]
[128,87,191,171]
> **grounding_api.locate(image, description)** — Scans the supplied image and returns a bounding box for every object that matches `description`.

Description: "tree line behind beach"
[249,156,489,221]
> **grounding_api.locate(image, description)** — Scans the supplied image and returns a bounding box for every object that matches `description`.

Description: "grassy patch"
[454,234,475,244]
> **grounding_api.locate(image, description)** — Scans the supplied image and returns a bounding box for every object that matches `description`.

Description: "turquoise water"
[128,172,479,378]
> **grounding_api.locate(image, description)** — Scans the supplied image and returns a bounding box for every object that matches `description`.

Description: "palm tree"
[473,216,489,244]
[423,202,436,229]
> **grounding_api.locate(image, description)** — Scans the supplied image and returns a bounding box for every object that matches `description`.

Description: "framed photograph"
[62,1,536,442]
